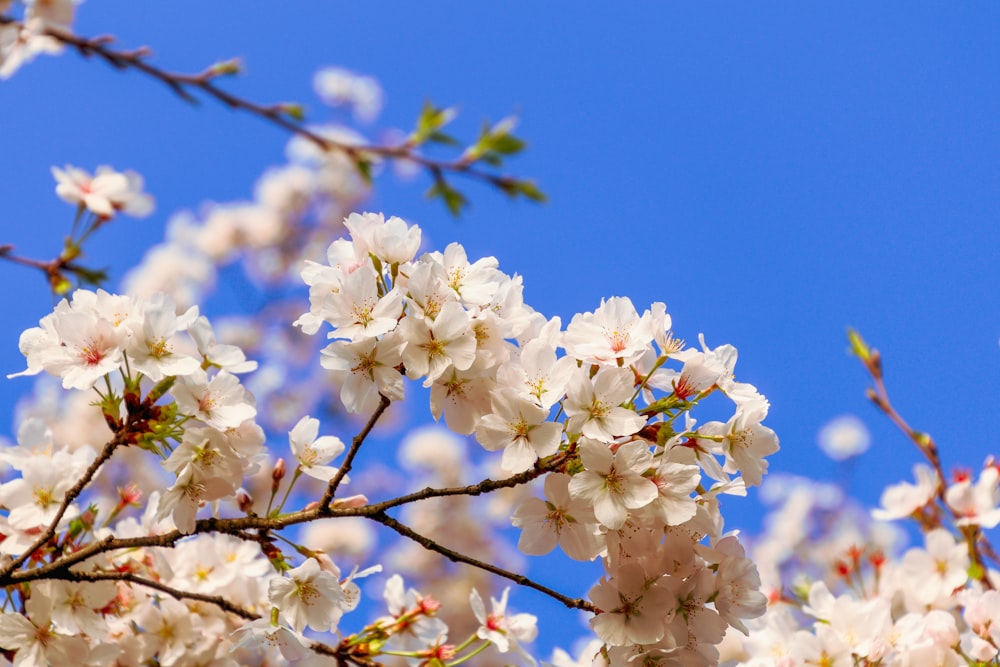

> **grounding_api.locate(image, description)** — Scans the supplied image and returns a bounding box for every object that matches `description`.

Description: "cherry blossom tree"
[2,3,1000,667]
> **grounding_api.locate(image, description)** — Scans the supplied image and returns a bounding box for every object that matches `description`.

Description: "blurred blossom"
[817,414,870,461]
[313,67,384,123]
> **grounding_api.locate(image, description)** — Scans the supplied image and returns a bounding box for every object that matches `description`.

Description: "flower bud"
[272,458,286,490]
[236,488,253,514]
[330,493,368,509]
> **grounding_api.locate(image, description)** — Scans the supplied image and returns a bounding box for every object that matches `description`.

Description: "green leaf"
[354,157,374,186]
[279,103,306,122]
[414,101,456,142]
[427,130,460,146]
[516,180,547,203]
[426,179,468,217]
[847,328,871,362]
[490,133,526,155]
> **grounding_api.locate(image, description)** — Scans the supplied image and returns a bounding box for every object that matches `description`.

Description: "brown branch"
[365,450,569,514]
[856,337,996,590]
[3,456,568,585]
[55,569,385,665]
[59,570,257,620]
[368,510,596,614]
[0,433,124,577]
[0,16,529,197]
[320,394,391,510]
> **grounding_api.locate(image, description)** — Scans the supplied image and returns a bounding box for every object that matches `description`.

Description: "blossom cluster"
[297,211,778,663]
[9,288,260,533]
[721,459,1000,666]
[0,200,781,665]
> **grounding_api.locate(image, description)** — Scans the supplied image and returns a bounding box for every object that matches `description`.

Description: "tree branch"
[60,569,257,620]
[0,16,534,201]
[368,510,596,613]
[0,433,124,577]
[320,394,391,510]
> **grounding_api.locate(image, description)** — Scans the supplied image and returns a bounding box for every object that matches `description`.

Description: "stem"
[275,468,303,515]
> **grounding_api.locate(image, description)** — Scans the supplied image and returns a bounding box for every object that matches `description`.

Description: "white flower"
[231,616,309,662]
[36,580,117,636]
[568,439,657,529]
[51,164,153,218]
[476,388,563,473]
[899,528,970,607]
[872,463,939,521]
[470,587,538,661]
[156,465,234,534]
[563,297,654,366]
[188,315,257,374]
[947,466,1000,529]
[398,300,476,383]
[496,338,575,409]
[288,415,347,482]
[379,574,448,652]
[0,595,87,667]
[817,414,871,461]
[321,336,405,414]
[321,260,402,341]
[314,68,384,123]
[698,402,779,487]
[268,558,347,633]
[588,562,674,647]
[429,366,494,436]
[511,473,601,560]
[0,18,63,80]
[126,295,201,381]
[172,370,257,430]
[562,367,646,442]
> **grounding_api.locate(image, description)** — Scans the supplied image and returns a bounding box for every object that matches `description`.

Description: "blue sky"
[2,1,1000,655]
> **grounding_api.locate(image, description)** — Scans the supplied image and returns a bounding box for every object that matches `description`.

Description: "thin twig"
[369,510,596,613]
[0,434,124,577]
[60,570,257,620]
[0,15,527,196]
[320,394,391,509]
[859,341,996,590]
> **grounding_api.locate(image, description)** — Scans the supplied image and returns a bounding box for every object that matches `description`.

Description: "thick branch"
[3,456,567,585]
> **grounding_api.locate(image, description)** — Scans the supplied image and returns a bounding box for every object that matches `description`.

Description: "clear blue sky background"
[2,1,1000,655]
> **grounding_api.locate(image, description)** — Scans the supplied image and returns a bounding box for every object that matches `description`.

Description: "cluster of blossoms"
[8,287,261,533]
[0,201,779,665]
[296,211,778,664]
[721,459,1000,666]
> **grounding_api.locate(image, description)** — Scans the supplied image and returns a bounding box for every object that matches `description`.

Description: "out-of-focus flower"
[817,414,871,461]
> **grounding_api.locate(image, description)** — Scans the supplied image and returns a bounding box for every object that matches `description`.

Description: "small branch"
[0,16,533,198]
[368,510,596,613]
[856,336,996,590]
[0,433,123,577]
[320,394,391,509]
[365,451,569,514]
[57,569,386,665]
[3,457,570,585]
[60,570,257,620]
